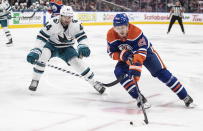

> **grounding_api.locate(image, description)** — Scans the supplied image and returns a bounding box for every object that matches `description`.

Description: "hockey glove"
[27,48,42,64]
[120,49,133,62]
[78,44,90,57]
[129,62,142,82]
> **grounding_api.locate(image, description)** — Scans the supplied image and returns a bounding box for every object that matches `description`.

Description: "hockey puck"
[130,121,133,125]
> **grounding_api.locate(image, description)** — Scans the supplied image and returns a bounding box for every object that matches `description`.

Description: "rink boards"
[0,11,203,29]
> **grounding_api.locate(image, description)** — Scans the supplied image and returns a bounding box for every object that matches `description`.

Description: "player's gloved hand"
[27,48,42,64]
[120,49,133,62]
[128,62,142,82]
[78,44,91,57]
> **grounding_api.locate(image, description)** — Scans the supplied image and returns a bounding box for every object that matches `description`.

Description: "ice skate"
[29,80,39,91]
[137,94,151,109]
[6,38,13,47]
[92,81,106,94]
[183,95,195,108]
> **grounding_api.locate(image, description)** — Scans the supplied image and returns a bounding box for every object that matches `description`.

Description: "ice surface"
[0,24,203,131]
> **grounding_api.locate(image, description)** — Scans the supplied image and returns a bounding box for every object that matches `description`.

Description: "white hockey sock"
[69,57,94,81]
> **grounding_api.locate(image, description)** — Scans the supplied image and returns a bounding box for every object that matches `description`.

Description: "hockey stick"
[135,83,149,124]
[129,59,149,125]
[35,61,121,87]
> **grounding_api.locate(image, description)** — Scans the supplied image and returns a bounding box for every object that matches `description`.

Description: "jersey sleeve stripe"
[6,5,11,11]
[37,35,48,43]
[137,48,147,51]
[135,51,147,54]
[137,53,146,57]
[75,31,85,39]
[0,14,9,17]
[77,35,87,43]
[39,30,50,38]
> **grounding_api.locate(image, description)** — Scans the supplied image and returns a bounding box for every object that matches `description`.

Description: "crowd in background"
[6,0,203,13]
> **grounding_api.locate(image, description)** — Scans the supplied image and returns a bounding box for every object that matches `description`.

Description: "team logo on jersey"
[58,34,73,43]
[138,37,147,47]
[118,44,132,51]
[52,5,57,12]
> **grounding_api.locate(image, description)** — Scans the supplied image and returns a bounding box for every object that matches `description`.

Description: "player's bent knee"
[155,69,172,83]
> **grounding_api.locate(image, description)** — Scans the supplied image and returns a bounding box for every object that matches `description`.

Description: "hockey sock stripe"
[166,76,177,87]
[175,85,184,94]
[166,76,174,85]
[81,67,90,76]
[176,87,187,100]
[172,83,181,92]
[128,87,139,99]
[34,68,44,74]
[121,78,131,86]
[124,81,135,90]
[36,62,46,67]
[127,85,136,92]
[35,65,45,71]
[87,72,94,79]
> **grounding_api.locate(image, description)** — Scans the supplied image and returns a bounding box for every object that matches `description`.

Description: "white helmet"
[60,5,74,17]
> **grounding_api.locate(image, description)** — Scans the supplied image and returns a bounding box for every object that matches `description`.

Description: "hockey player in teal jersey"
[0,0,12,46]
[26,5,106,94]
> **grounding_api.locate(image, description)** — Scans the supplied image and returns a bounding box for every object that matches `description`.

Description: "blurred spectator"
[7,0,203,13]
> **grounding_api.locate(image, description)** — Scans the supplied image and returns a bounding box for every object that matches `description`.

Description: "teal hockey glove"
[77,44,90,57]
[27,48,42,64]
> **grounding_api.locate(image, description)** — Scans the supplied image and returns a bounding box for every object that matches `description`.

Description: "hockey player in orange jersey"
[106,13,194,108]
[48,0,63,17]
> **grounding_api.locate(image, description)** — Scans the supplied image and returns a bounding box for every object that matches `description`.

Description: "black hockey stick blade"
[102,76,123,87]
[135,83,149,124]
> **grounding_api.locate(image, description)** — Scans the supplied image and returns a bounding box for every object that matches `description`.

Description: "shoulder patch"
[138,37,147,47]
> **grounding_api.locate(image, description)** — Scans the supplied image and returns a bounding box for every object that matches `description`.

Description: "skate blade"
[186,103,197,108]
[6,43,13,47]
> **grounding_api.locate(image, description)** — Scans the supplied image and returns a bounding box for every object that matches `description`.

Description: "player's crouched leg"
[114,62,150,109]
[28,48,52,91]
[155,69,194,107]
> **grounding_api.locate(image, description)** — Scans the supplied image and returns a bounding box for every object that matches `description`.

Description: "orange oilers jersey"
[107,24,151,64]
[49,0,63,16]
[50,0,62,5]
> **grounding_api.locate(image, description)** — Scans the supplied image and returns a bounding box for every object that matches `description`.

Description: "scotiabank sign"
[75,12,203,24]
[141,13,203,22]
[144,14,169,20]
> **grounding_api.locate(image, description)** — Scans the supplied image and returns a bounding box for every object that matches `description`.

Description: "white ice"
[0,24,203,131]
